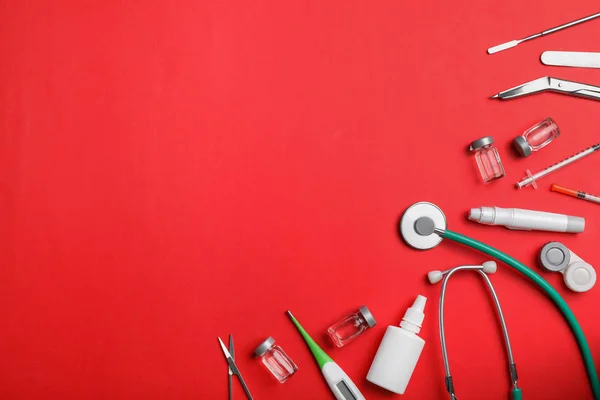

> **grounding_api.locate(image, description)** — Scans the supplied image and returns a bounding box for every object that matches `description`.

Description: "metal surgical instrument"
[542,51,600,68]
[218,336,253,399]
[428,262,521,400]
[487,12,600,54]
[491,76,600,101]
[400,202,600,399]
[228,334,235,400]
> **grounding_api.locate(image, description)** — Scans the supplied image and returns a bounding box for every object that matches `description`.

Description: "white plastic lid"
[400,295,426,333]
[565,262,596,293]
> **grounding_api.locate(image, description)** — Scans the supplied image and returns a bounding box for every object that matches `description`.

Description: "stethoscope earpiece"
[427,270,443,284]
[482,261,497,273]
[428,261,497,285]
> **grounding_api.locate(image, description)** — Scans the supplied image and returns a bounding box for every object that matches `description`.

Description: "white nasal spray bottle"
[366,295,426,394]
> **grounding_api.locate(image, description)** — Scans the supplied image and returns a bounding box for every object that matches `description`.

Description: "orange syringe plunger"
[551,184,579,198]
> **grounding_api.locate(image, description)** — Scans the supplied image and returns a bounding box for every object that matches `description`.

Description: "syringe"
[517,143,600,189]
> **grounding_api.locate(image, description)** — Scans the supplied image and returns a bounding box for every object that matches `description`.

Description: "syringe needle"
[517,144,600,189]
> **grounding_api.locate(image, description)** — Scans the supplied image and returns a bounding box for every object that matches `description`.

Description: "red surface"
[1,1,600,399]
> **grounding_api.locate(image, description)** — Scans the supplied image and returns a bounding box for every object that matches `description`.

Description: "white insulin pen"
[469,206,585,233]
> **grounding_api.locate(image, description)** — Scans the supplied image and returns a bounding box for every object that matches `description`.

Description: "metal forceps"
[218,335,253,399]
[491,76,600,101]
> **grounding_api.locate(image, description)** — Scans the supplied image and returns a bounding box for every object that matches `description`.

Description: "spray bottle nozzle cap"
[412,295,426,311]
[400,295,427,333]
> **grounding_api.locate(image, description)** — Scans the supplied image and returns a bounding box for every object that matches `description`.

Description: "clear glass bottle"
[327,305,377,348]
[469,136,505,183]
[513,117,560,157]
[253,337,297,383]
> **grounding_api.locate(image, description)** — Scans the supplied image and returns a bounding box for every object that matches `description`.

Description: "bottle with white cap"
[366,295,427,394]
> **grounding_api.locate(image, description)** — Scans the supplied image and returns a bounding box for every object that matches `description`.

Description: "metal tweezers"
[491,76,600,101]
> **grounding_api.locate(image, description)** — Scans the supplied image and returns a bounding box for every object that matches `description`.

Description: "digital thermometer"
[286,311,365,400]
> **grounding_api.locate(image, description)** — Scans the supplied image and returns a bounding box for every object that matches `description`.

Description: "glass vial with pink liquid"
[469,136,505,183]
[327,305,377,348]
[513,117,560,157]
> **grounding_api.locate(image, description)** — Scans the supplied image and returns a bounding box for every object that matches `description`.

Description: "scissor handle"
[236,371,253,400]
[549,78,600,101]
[575,89,600,100]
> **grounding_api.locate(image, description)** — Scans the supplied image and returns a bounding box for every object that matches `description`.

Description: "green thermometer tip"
[286,310,332,369]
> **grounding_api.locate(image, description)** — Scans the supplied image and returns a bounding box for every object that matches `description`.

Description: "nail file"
[541,51,600,68]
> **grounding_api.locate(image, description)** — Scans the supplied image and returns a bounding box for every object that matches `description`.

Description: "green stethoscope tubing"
[443,229,600,400]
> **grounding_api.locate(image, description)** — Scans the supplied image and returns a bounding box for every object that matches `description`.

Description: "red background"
[2,1,600,399]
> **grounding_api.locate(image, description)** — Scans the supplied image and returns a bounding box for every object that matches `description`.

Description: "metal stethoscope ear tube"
[429,262,521,400]
[400,202,600,400]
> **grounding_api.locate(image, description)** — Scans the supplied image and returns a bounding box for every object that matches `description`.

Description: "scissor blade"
[228,334,234,376]
[219,337,242,376]
[492,76,552,99]
[218,337,232,359]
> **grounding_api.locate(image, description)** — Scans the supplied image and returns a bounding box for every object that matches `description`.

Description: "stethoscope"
[428,261,521,400]
[399,202,600,400]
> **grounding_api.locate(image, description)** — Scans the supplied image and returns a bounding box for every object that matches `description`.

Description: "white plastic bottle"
[366,295,426,394]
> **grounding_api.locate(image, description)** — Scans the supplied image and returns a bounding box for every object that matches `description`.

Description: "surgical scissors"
[491,76,600,101]
[218,336,253,399]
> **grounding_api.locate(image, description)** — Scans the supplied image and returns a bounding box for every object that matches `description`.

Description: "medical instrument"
[487,12,600,54]
[253,336,298,383]
[428,261,522,400]
[469,136,505,183]
[399,201,600,399]
[228,334,235,400]
[218,336,253,400]
[516,143,600,189]
[539,242,596,292]
[491,77,600,101]
[513,117,560,157]
[552,184,600,205]
[468,206,585,233]
[327,305,376,348]
[366,295,426,395]
[542,51,600,68]
[286,310,365,400]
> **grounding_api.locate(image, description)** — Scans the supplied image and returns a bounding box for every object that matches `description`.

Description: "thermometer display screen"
[336,380,357,400]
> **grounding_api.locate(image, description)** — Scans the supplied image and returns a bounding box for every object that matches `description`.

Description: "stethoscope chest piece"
[400,202,446,250]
